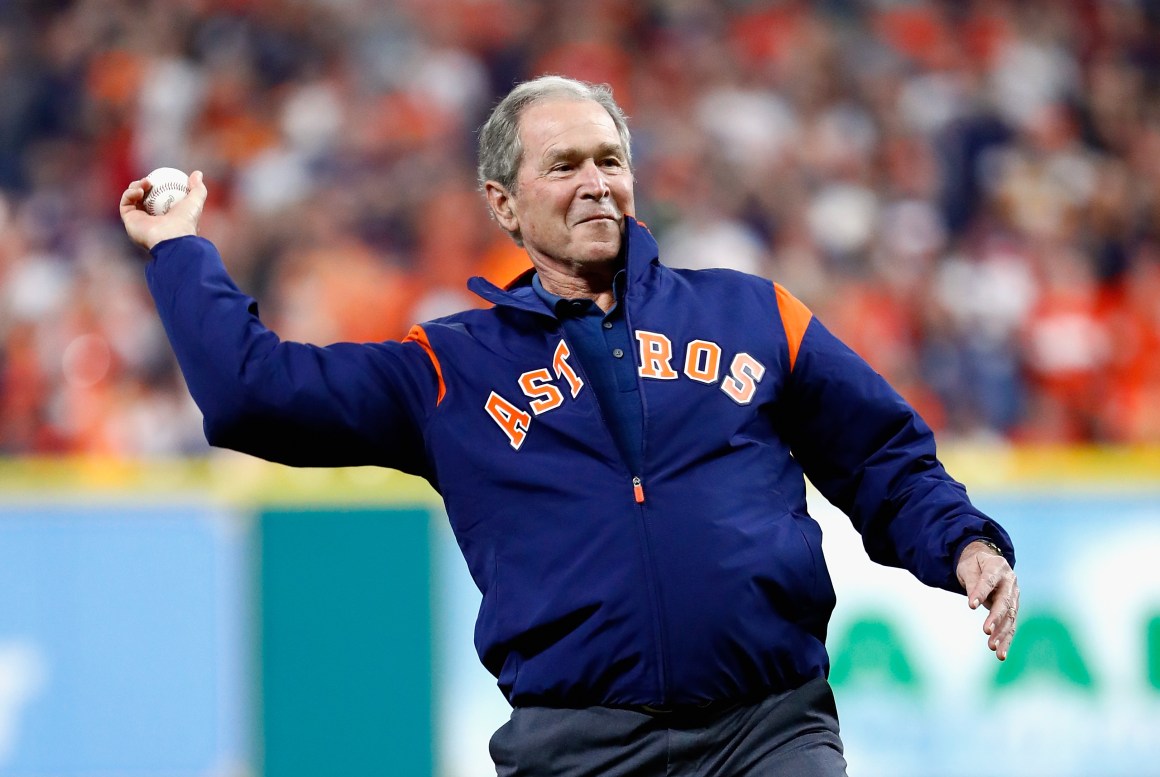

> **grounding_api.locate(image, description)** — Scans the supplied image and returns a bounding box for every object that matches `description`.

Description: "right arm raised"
[120,175,439,474]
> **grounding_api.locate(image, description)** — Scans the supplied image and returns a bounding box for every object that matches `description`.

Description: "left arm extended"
[776,315,1018,659]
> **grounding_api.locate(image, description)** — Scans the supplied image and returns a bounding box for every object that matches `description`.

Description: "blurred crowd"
[2,0,1159,455]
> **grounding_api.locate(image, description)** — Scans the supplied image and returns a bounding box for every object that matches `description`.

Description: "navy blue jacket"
[146,218,1014,707]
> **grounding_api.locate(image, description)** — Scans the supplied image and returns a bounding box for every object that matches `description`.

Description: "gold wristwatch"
[974,539,1004,557]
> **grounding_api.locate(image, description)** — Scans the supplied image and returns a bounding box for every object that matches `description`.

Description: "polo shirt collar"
[531,271,626,319]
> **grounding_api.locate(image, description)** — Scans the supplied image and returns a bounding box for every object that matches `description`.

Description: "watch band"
[974,539,1004,557]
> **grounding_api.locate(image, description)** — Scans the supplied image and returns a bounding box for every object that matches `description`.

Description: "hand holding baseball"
[120,169,207,252]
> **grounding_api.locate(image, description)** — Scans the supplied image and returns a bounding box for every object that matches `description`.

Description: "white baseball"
[143,167,190,216]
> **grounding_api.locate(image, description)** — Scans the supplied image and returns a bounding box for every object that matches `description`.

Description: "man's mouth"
[576,214,617,225]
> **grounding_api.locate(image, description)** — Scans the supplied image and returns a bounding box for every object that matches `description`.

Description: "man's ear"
[485,181,519,235]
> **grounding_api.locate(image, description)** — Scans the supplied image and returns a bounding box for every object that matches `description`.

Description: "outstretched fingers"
[968,562,1019,661]
[985,582,1019,659]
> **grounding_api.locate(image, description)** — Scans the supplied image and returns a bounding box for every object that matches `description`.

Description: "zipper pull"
[632,476,645,504]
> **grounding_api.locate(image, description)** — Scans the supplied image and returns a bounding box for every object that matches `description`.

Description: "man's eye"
[601,158,623,167]
[551,164,573,173]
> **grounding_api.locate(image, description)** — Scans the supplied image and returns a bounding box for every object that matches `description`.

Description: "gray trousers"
[490,677,848,777]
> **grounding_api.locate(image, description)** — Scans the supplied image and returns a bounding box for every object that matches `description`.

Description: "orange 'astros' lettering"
[684,340,722,384]
[485,391,532,449]
[552,340,585,398]
[487,335,769,448]
[721,353,766,405]
[635,330,679,379]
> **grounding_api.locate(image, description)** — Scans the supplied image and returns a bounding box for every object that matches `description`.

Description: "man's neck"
[533,260,621,313]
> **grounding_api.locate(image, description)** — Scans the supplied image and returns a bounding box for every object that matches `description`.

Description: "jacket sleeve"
[145,236,439,475]
[776,315,1015,593]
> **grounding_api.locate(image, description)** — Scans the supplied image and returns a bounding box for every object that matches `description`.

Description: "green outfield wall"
[259,506,432,776]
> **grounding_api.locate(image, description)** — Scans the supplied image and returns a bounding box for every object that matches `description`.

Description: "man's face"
[488,98,635,271]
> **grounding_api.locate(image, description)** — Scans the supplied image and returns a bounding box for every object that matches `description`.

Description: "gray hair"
[477,75,633,194]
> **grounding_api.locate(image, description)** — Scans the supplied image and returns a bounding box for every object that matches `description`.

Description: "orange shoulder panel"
[404,324,446,405]
[773,283,813,372]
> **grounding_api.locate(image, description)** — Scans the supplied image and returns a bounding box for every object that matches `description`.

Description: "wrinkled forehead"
[517,98,624,160]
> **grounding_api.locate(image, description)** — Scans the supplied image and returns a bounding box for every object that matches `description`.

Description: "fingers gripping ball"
[143,167,191,216]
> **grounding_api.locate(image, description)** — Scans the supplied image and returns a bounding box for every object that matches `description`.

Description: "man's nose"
[578,160,611,199]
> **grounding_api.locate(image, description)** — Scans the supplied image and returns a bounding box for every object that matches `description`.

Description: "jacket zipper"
[620,292,670,704]
[551,296,668,701]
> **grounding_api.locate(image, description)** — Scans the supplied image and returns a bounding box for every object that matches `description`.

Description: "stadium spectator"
[1,0,1158,453]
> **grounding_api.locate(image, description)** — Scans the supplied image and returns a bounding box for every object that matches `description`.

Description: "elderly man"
[121,76,1018,776]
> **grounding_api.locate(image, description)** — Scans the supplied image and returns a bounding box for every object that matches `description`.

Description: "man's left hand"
[956,540,1019,661]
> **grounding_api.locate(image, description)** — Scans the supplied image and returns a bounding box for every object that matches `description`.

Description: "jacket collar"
[466,217,659,315]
